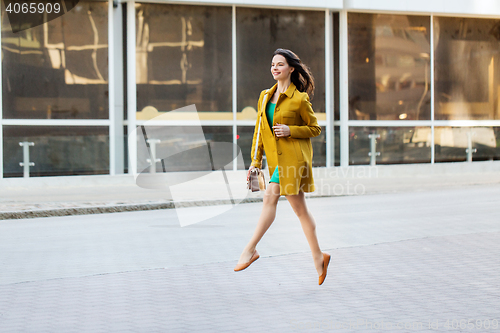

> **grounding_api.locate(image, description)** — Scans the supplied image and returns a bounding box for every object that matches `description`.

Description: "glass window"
[236,8,325,121]
[348,14,431,120]
[237,126,326,169]
[1,1,109,119]
[135,4,232,120]
[135,126,234,173]
[434,17,500,120]
[435,127,500,162]
[311,126,327,167]
[349,126,431,165]
[3,126,109,177]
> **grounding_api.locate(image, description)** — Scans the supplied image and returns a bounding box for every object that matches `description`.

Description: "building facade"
[1,0,500,178]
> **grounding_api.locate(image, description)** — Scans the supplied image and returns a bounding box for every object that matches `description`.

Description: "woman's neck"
[276,78,292,95]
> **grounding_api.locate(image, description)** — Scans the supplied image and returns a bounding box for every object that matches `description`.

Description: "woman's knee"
[287,195,309,217]
[263,184,280,205]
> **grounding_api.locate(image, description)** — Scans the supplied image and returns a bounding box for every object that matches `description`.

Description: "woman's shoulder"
[294,89,310,103]
[259,88,271,97]
[257,88,272,104]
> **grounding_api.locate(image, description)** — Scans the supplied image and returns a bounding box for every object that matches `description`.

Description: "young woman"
[234,48,330,285]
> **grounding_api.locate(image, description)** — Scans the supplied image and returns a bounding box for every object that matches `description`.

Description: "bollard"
[367,134,380,166]
[19,141,35,178]
[465,131,477,162]
[146,139,161,173]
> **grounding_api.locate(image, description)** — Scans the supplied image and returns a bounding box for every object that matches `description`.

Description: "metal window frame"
[126,0,137,175]
[232,5,238,171]
[0,18,2,179]
[325,10,334,168]
[339,10,349,167]
[109,0,117,175]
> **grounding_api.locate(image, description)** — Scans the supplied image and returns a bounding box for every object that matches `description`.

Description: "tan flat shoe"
[234,250,260,272]
[318,252,331,285]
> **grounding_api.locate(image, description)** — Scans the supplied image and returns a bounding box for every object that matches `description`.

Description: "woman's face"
[271,54,294,81]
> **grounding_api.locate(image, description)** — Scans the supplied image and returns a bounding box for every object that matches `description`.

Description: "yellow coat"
[250,82,321,195]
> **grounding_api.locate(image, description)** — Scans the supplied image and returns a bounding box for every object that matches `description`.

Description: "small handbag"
[247,167,266,192]
[247,90,269,192]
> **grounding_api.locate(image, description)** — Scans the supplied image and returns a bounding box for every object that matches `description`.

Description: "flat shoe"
[234,250,260,272]
[318,252,331,285]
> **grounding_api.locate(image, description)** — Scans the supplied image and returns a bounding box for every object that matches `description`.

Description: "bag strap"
[253,89,269,167]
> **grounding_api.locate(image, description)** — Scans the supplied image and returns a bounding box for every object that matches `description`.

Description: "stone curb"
[0,197,268,220]
[0,193,352,220]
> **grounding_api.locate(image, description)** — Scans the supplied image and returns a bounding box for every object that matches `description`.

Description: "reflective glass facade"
[1,1,109,119]
[135,4,232,119]
[1,2,499,178]
[348,13,431,121]
[434,17,500,120]
[435,127,500,162]
[3,126,109,177]
[349,126,432,165]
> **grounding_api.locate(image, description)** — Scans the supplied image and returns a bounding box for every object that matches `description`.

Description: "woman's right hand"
[247,165,256,181]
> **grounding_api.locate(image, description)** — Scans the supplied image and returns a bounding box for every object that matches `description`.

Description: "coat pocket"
[282,111,296,124]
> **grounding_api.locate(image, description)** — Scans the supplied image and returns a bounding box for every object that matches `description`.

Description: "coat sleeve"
[288,93,321,139]
[250,91,266,168]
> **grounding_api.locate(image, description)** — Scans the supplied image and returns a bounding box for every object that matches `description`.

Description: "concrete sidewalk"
[2,160,500,220]
[0,184,499,332]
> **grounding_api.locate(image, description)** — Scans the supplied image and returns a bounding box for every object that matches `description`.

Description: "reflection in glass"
[435,127,500,162]
[1,2,109,119]
[434,17,500,120]
[311,126,327,167]
[237,126,326,170]
[236,8,325,121]
[3,126,109,177]
[135,4,232,119]
[349,127,431,165]
[348,14,431,120]
[136,126,234,173]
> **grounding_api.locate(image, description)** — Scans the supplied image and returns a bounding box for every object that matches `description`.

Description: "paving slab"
[0,183,499,332]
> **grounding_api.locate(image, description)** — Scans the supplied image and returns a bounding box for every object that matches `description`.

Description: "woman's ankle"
[243,245,256,254]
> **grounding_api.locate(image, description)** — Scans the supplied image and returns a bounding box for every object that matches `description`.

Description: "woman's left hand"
[273,123,290,137]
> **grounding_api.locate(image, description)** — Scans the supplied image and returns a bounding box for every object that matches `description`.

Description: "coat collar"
[267,81,296,99]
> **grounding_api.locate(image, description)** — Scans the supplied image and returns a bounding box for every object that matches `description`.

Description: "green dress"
[266,102,280,184]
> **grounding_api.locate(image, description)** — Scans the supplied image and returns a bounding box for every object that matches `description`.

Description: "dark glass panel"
[349,126,431,165]
[1,1,109,119]
[135,4,232,119]
[435,127,500,162]
[3,126,109,177]
[348,14,431,120]
[434,17,500,120]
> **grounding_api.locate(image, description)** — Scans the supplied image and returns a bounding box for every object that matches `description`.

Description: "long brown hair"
[272,48,315,100]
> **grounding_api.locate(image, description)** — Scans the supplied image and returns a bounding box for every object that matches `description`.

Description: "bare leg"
[285,190,324,276]
[237,182,281,264]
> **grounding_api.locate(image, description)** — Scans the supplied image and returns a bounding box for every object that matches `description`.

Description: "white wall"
[132,0,500,15]
[344,0,500,16]
[125,0,343,10]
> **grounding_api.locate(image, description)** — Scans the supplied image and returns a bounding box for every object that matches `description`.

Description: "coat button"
[277,151,282,155]
[275,137,279,141]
